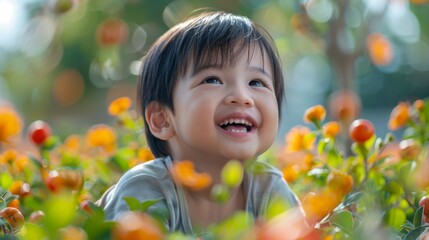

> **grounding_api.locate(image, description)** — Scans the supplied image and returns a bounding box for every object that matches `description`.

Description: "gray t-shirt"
[98,156,300,235]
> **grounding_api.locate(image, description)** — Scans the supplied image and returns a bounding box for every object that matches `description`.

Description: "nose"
[224,88,254,107]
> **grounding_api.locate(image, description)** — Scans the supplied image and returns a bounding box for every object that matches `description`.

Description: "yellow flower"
[322,121,340,138]
[170,160,212,191]
[303,105,326,124]
[86,124,116,152]
[284,126,315,153]
[388,102,410,130]
[0,107,22,143]
[108,97,132,116]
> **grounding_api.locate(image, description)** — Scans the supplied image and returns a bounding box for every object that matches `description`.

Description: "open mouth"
[218,118,253,133]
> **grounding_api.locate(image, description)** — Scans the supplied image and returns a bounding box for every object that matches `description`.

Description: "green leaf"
[413,206,424,228]
[404,225,429,240]
[330,210,354,235]
[123,197,162,212]
[342,192,364,208]
[123,197,142,211]
[140,198,162,212]
[317,138,329,155]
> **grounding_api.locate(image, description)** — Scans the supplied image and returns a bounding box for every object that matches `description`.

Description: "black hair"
[137,11,284,158]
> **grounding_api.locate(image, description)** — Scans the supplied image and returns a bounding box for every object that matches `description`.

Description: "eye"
[201,77,222,85]
[249,79,265,87]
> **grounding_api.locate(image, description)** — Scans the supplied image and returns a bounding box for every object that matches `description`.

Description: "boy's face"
[167,46,279,162]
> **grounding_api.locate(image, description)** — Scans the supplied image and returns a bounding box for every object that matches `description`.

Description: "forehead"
[188,41,273,75]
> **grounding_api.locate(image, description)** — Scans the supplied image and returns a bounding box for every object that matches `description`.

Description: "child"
[98,11,301,234]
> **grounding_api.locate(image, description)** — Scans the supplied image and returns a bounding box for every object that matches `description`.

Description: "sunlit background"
[1,0,428,143]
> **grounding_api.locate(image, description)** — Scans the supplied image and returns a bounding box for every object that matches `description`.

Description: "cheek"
[260,97,279,137]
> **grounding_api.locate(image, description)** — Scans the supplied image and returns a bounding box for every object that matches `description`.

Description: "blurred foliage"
[1,96,429,239]
[1,0,429,139]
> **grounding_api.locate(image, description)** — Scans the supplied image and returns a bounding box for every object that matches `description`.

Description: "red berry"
[349,119,375,143]
[419,196,429,218]
[28,120,51,145]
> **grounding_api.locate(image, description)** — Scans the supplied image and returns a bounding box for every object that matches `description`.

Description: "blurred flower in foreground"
[86,124,116,152]
[129,147,155,167]
[284,126,315,153]
[322,121,340,139]
[326,170,354,196]
[170,160,212,191]
[302,190,341,224]
[0,106,22,143]
[113,211,164,240]
[388,102,410,130]
[256,208,312,240]
[303,105,326,127]
[108,97,132,116]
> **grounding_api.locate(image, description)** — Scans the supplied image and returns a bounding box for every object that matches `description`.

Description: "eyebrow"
[191,64,272,78]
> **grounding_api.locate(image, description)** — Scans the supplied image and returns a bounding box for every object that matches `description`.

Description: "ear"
[145,101,175,140]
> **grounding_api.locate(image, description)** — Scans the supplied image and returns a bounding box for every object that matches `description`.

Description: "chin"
[222,150,257,162]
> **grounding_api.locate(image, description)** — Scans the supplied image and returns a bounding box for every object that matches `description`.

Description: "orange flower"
[282,165,300,183]
[0,107,22,143]
[302,190,341,224]
[129,147,156,168]
[137,147,155,162]
[0,149,18,165]
[170,160,212,191]
[322,121,340,138]
[86,124,116,152]
[388,102,410,130]
[328,89,361,124]
[284,126,315,153]
[9,181,31,198]
[108,97,132,116]
[13,155,31,173]
[413,99,424,111]
[303,105,326,124]
[113,212,164,240]
[64,135,81,151]
[366,33,393,66]
[326,170,354,196]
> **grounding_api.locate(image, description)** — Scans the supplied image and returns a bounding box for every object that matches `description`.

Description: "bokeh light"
[53,69,85,107]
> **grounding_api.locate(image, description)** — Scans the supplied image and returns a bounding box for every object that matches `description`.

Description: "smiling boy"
[99,11,301,234]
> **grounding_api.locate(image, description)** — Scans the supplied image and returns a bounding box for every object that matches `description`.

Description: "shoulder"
[121,157,171,181]
[246,159,300,207]
[101,157,175,220]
